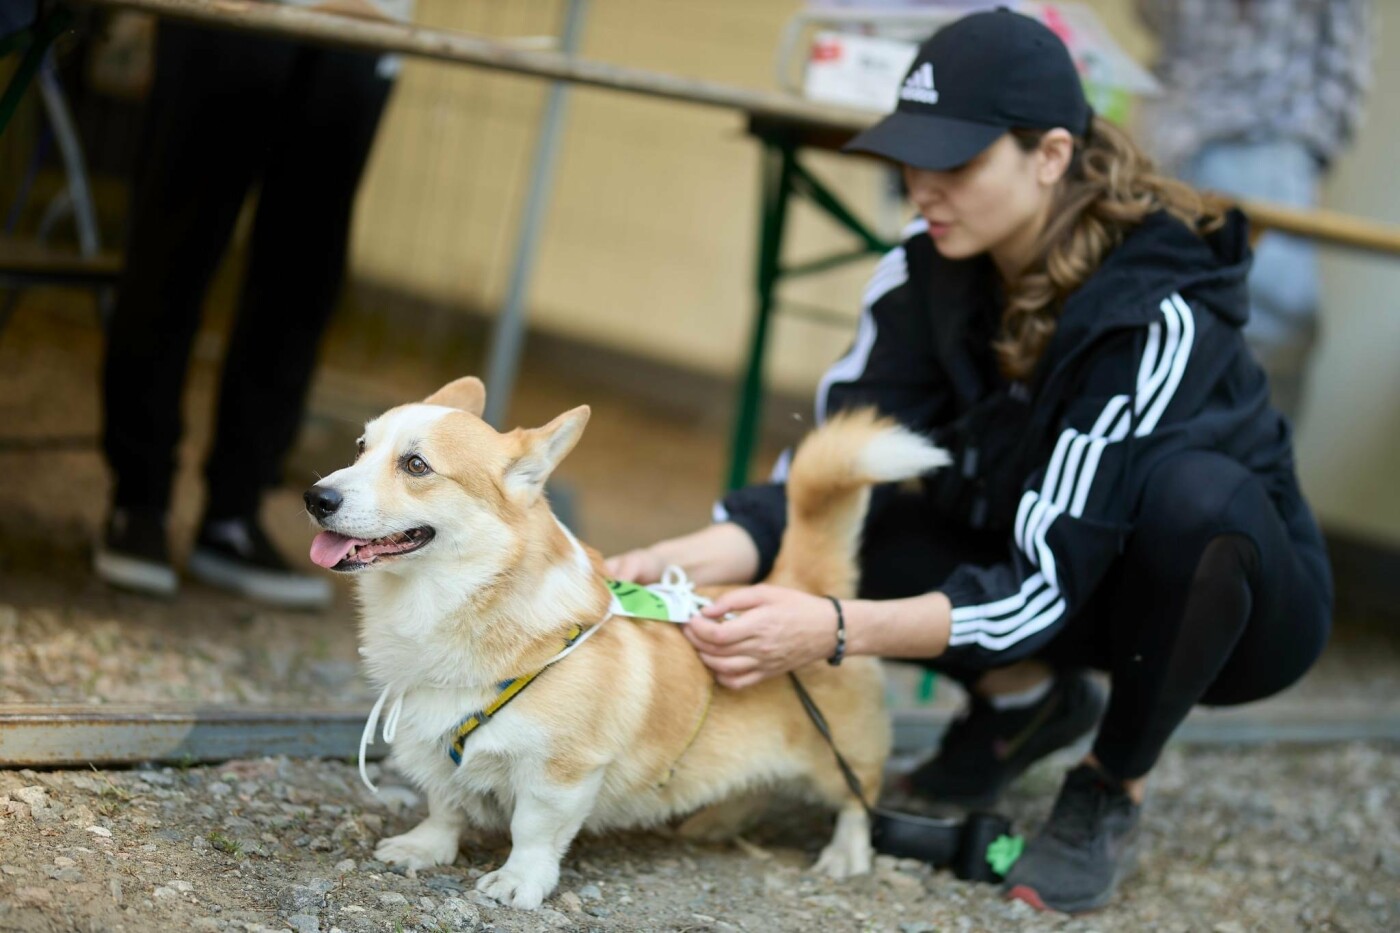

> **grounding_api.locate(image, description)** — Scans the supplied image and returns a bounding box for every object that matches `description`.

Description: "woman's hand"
[683,584,841,690]
[603,547,666,584]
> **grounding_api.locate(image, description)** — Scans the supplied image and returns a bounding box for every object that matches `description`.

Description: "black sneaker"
[94,507,178,597]
[1004,763,1142,913]
[902,671,1106,809]
[188,516,332,610]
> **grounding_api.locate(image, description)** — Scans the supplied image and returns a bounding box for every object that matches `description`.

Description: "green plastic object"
[986,833,1025,877]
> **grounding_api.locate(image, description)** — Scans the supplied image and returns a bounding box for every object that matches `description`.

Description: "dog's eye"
[355,437,366,458]
[404,455,431,476]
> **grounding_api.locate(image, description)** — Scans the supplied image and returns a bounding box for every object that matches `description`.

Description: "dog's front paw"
[476,866,555,910]
[812,838,873,879]
[374,823,460,870]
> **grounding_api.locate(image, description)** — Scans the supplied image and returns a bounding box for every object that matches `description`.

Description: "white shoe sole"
[187,548,333,610]
[94,550,179,597]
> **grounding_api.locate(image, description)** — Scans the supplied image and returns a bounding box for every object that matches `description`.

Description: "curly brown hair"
[994,117,1228,382]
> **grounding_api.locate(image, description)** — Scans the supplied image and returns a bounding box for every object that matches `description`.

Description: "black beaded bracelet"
[825,595,847,666]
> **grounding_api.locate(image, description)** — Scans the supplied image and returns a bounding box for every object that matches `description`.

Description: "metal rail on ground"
[1,703,1397,769]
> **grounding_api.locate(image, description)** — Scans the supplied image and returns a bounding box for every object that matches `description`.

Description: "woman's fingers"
[716,670,766,691]
[700,584,778,618]
[603,549,661,583]
[697,652,758,676]
[683,612,761,655]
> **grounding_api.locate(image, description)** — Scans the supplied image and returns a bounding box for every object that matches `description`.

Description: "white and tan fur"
[306,376,950,909]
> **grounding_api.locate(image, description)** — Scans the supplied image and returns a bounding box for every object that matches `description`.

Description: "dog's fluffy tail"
[765,409,951,599]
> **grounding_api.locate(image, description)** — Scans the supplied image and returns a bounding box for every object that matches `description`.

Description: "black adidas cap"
[844,8,1092,171]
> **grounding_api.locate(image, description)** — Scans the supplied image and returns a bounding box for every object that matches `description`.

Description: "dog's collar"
[447,623,586,764]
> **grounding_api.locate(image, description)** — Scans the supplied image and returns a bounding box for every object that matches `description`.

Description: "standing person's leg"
[188,46,393,607]
[1005,452,1331,913]
[1185,140,1322,422]
[95,23,295,595]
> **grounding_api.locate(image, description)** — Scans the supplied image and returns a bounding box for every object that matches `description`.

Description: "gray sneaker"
[903,671,1106,809]
[188,517,332,610]
[1003,763,1142,913]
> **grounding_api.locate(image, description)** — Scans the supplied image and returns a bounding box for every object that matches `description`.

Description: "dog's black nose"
[304,485,343,519]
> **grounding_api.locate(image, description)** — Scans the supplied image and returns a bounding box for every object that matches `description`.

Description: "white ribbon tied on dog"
[358,680,403,794]
[356,566,710,794]
[607,565,713,622]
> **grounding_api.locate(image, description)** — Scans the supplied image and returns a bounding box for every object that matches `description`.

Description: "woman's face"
[902,130,1073,278]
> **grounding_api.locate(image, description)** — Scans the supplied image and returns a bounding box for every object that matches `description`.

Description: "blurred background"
[0,0,1396,713]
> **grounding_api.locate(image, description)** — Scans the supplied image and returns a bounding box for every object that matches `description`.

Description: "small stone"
[288,914,321,933]
[803,894,852,913]
[558,891,583,913]
[152,886,179,900]
[900,923,938,933]
[1,865,22,876]
[882,871,924,895]
[283,885,321,912]
[577,883,602,900]
[424,875,465,894]
[53,856,77,868]
[378,892,409,908]
[85,825,113,838]
[585,905,611,918]
[208,782,233,798]
[50,867,84,883]
[110,879,123,904]
[14,786,48,807]
[437,896,480,927]
[537,907,572,928]
[335,859,356,873]
[167,880,194,893]
[374,786,420,811]
[192,920,221,931]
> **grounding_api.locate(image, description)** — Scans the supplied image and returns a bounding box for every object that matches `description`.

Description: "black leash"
[787,672,1022,882]
[787,672,875,813]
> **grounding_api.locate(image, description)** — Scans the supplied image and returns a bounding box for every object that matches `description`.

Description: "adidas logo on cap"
[899,62,939,105]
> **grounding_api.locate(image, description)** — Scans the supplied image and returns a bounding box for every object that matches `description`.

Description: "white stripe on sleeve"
[948,293,1197,653]
[814,244,909,424]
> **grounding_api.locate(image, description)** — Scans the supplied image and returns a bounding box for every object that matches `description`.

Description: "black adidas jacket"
[720,209,1327,666]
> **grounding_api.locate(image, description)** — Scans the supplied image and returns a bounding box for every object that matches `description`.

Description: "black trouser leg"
[101,24,297,512]
[868,456,1331,778]
[1084,452,1331,779]
[202,47,392,521]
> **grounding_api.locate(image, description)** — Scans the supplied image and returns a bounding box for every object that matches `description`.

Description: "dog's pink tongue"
[310,531,365,568]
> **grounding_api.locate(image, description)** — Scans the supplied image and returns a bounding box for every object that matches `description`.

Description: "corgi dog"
[304,377,949,909]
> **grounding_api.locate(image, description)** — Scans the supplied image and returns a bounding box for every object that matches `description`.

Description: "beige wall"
[351,0,1399,544]
[352,0,878,396]
[1297,10,1400,545]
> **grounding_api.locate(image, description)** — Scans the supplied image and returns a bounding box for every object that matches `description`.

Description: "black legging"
[857,451,1332,780]
[102,22,392,521]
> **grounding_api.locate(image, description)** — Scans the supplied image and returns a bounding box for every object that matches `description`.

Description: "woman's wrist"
[842,591,953,659]
[648,522,759,586]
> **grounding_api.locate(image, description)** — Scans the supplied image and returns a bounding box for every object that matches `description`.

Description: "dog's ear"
[423,376,486,416]
[505,406,590,501]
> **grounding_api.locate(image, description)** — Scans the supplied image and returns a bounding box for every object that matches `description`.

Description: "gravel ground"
[1,743,1397,933]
